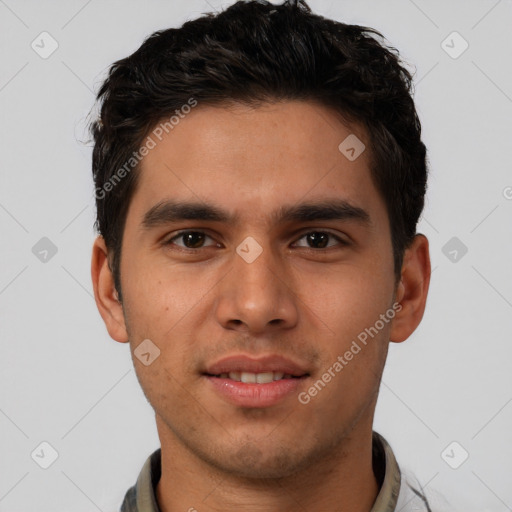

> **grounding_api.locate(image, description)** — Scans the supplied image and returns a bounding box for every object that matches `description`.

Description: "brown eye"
[165,231,216,249]
[294,231,347,249]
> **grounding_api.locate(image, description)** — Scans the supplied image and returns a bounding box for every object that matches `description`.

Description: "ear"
[389,234,431,343]
[91,235,129,343]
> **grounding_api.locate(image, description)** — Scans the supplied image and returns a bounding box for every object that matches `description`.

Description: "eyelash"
[163,230,349,251]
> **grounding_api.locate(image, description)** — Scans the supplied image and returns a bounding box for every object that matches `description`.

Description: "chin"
[209,442,308,480]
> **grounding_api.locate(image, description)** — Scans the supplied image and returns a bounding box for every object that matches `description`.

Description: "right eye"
[163,230,219,250]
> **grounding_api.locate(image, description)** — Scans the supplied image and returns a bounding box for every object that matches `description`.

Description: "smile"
[208,371,303,383]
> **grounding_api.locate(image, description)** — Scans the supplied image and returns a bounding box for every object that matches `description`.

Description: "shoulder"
[119,483,137,512]
[396,468,456,512]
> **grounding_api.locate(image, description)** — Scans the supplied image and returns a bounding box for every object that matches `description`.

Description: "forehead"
[129,100,383,224]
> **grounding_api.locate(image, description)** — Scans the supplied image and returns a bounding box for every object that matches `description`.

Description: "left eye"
[293,231,346,249]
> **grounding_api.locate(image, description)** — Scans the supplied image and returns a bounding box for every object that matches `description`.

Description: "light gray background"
[1,0,511,511]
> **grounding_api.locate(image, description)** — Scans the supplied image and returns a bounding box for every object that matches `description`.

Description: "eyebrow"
[141,198,371,230]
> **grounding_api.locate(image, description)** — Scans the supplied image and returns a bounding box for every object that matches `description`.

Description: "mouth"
[204,353,311,378]
[202,354,311,408]
[205,371,308,383]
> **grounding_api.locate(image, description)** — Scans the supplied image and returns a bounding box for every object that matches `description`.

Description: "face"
[92,100,430,479]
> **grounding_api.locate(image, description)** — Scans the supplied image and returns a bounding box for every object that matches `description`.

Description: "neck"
[155,419,380,512]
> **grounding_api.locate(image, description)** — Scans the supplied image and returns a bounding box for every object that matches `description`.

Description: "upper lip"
[204,354,310,377]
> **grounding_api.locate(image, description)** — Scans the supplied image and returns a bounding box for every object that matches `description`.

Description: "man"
[90,1,441,510]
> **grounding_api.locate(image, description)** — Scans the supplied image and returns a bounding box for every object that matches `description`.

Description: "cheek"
[122,253,212,334]
[301,272,392,415]
[302,263,394,340]
[121,261,206,403]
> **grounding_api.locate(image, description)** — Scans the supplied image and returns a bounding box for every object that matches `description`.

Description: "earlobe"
[91,235,129,343]
[389,234,431,343]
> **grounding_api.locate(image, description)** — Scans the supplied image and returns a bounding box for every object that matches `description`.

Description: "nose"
[214,243,299,334]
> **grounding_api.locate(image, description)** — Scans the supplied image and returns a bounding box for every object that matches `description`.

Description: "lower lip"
[204,375,307,408]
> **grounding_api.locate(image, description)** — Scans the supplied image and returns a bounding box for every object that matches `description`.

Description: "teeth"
[220,371,295,383]
[240,372,256,383]
[256,372,274,384]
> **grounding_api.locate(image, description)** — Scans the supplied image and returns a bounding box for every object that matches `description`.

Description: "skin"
[91,100,430,512]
